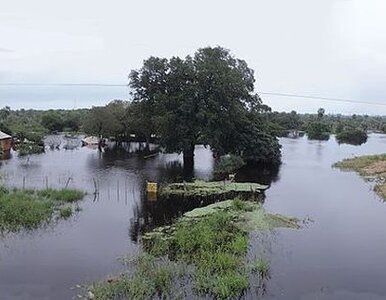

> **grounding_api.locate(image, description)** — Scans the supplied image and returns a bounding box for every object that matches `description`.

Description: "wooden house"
[0,131,12,152]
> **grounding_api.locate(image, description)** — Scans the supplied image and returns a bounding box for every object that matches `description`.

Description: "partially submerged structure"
[159,180,269,201]
[81,136,99,146]
[0,131,12,158]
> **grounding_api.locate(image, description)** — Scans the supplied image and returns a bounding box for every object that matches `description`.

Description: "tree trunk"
[98,132,103,152]
[144,136,150,154]
[183,143,195,168]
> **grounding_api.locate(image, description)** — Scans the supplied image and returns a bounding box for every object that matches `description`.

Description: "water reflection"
[4,134,386,298]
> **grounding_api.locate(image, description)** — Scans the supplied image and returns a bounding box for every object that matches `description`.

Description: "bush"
[241,131,281,165]
[213,155,245,180]
[306,121,330,140]
[336,129,368,145]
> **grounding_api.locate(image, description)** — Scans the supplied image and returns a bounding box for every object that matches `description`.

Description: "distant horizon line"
[1,82,385,108]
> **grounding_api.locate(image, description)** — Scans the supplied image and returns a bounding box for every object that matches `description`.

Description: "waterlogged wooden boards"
[160,180,269,199]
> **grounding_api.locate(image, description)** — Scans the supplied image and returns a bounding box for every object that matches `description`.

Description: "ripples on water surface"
[1,134,386,299]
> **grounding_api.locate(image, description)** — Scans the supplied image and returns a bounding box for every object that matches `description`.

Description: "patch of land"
[89,199,299,299]
[334,154,386,199]
[0,186,85,233]
[159,180,269,200]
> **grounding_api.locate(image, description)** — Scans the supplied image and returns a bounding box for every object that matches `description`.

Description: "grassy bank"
[89,199,299,299]
[334,154,386,199]
[0,186,85,233]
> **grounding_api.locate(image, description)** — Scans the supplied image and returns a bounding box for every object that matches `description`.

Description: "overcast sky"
[1,0,386,114]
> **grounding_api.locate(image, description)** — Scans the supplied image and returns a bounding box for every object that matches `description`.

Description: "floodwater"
[1,134,386,299]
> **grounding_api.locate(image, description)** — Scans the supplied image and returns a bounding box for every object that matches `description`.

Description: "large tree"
[128,47,281,166]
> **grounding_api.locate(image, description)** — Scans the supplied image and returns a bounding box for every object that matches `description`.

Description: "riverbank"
[334,154,386,199]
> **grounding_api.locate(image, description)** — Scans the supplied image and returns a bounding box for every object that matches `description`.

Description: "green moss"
[174,199,300,232]
[160,180,268,199]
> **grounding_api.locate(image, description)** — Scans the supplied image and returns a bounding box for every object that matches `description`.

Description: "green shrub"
[336,128,368,145]
[306,121,330,140]
[213,155,245,180]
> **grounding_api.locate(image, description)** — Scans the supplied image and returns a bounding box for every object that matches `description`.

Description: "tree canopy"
[128,46,281,165]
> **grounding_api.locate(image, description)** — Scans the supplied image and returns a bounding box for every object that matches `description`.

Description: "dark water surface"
[1,134,386,299]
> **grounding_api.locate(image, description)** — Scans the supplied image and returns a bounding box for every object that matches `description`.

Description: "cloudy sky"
[1,0,386,114]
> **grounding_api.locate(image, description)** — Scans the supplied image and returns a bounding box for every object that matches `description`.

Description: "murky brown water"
[2,134,386,299]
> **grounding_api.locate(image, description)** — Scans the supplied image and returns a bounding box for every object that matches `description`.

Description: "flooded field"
[2,134,386,299]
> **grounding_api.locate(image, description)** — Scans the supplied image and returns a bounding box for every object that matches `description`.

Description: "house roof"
[0,131,11,140]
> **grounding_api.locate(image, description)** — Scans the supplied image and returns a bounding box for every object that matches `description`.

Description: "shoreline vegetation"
[0,186,86,233]
[334,154,386,199]
[88,198,300,299]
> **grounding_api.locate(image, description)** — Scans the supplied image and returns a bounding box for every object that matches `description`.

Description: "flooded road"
[1,134,386,299]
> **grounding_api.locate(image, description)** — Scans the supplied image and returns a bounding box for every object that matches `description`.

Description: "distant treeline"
[1,50,384,159]
[266,109,386,136]
[1,104,381,150]
[2,106,384,139]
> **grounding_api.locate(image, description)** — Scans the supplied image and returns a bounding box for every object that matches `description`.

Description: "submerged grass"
[36,188,86,203]
[334,154,386,200]
[91,254,181,300]
[0,187,85,233]
[253,258,270,278]
[59,207,73,219]
[91,198,300,299]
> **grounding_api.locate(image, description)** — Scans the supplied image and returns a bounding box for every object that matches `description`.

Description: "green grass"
[253,258,270,278]
[231,198,250,211]
[91,254,179,300]
[143,199,297,299]
[36,188,86,203]
[0,189,54,232]
[91,199,300,299]
[0,187,85,233]
[59,207,72,219]
[333,154,386,174]
[334,154,386,201]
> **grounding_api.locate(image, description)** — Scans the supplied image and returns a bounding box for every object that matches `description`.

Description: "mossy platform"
[159,180,269,200]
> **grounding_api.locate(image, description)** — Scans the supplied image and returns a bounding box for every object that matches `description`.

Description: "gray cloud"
[0,48,13,53]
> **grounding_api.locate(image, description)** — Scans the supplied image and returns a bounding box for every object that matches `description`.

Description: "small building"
[0,131,12,152]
